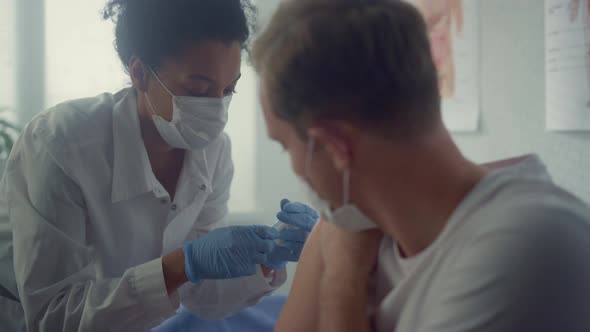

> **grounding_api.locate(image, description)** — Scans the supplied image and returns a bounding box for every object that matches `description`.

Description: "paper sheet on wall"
[407,0,480,132]
[546,0,590,130]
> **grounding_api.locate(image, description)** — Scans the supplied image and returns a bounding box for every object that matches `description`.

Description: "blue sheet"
[151,294,287,332]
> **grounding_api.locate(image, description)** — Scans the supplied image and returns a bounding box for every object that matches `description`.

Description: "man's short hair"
[252,0,441,138]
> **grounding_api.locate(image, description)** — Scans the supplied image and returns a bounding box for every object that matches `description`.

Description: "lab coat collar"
[111,88,154,203]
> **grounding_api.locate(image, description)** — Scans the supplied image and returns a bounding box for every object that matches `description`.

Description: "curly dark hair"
[103,0,256,71]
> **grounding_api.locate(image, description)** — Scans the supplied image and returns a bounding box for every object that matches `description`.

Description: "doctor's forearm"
[162,249,188,295]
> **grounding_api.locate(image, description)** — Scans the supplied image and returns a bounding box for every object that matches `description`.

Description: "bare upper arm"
[275,220,325,332]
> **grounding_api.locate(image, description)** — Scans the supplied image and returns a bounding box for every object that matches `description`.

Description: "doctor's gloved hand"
[277,199,319,232]
[264,199,319,269]
[183,225,279,283]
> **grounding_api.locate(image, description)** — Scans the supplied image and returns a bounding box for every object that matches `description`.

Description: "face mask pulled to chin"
[301,138,378,232]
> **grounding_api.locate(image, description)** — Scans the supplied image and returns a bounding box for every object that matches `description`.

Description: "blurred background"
[3,0,590,293]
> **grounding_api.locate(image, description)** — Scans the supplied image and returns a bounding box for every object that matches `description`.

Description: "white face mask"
[303,137,378,232]
[144,67,232,150]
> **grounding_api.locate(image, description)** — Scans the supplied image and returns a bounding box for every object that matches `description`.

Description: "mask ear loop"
[304,137,316,180]
[146,66,175,97]
[307,136,350,207]
[144,66,176,122]
[342,169,350,206]
[144,92,159,117]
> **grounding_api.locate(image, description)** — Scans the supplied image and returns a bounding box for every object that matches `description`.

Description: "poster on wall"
[407,0,480,132]
[546,0,590,130]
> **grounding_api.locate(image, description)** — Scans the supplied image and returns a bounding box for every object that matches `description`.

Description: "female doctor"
[0,0,317,331]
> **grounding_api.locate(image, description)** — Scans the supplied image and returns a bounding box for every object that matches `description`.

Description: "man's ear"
[308,124,355,173]
[129,57,150,92]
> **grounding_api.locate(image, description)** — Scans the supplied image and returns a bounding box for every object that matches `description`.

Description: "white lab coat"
[0,88,285,332]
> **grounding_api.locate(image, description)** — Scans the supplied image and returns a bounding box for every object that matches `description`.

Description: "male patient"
[251,0,590,331]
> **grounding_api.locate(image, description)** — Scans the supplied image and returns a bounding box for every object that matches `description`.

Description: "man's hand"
[318,221,382,332]
[320,221,382,278]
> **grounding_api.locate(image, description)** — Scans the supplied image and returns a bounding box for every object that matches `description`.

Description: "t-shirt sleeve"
[417,204,590,332]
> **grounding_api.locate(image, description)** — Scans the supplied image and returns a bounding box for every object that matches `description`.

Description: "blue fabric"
[151,294,287,332]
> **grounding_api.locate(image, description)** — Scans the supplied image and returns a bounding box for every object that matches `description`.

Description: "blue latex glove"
[276,199,319,232]
[264,199,319,269]
[183,225,279,283]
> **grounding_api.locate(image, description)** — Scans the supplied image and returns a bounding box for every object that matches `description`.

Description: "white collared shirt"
[0,88,285,331]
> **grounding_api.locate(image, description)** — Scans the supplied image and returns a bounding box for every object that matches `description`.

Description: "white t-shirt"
[371,155,590,332]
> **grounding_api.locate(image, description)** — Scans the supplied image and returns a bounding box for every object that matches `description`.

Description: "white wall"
[453,0,590,202]
[249,0,590,292]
